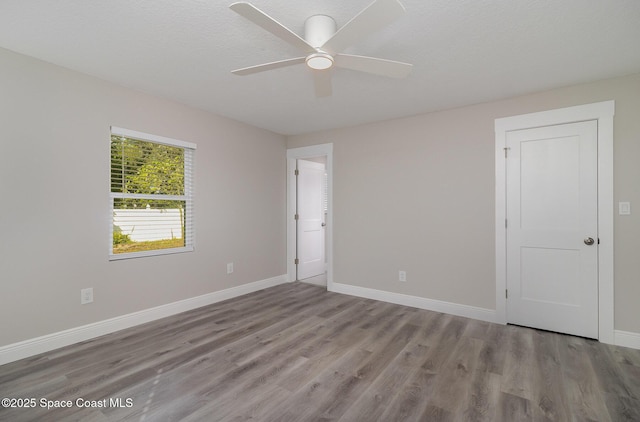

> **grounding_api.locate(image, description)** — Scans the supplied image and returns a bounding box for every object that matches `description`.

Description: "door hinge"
[294,213,299,220]
[505,219,507,229]
[598,238,600,244]
[294,258,299,265]
[294,169,299,176]
[504,147,510,158]
[505,289,508,299]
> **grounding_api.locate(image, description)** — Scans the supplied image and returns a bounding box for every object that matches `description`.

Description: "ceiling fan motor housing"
[304,15,337,48]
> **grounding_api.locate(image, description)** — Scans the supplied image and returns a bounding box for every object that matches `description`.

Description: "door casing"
[495,101,614,343]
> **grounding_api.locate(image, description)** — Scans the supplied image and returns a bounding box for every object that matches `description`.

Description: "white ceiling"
[1,0,639,135]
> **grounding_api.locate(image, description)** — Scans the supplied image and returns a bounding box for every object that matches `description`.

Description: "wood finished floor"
[1,282,639,421]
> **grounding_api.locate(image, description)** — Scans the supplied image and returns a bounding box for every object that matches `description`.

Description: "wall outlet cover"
[619,202,631,215]
[81,288,93,305]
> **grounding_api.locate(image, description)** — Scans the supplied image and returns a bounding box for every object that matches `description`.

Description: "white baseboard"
[614,330,640,350]
[0,275,288,366]
[329,282,498,324]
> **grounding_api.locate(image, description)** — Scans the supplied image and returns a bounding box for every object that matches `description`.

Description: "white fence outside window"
[113,208,183,242]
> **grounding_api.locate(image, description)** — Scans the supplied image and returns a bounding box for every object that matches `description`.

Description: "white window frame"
[109,126,196,260]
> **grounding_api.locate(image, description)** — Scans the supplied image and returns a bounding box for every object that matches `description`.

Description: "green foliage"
[128,145,184,195]
[113,231,132,245]
[110,136,185,209]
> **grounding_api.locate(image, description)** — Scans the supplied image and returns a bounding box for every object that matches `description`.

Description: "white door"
[297,159,325,280]
[506,120,598,339]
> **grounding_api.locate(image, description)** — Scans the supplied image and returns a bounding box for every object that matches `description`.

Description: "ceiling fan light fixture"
[306,52,334,70]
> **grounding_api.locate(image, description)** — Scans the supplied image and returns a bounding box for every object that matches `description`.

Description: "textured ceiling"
[1,0,640,135]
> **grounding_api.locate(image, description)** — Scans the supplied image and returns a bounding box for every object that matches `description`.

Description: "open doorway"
[296,158,327,285]
[287,144,333,289]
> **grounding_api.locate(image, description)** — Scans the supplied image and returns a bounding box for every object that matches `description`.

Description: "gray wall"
[0,48,287,346]
[288,72,640,334]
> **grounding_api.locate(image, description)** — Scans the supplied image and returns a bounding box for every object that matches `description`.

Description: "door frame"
[287,143,333,289]
[495,101,614,343]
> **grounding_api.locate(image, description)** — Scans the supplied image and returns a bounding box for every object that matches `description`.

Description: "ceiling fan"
[229,0,413,97]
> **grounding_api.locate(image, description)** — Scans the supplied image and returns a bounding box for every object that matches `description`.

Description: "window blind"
[323,172,328,212]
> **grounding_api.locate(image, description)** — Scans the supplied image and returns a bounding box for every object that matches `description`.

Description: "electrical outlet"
[619,202,631,215]
[399,270,407,282]
[81,288,93,305]
[227,262,234,274]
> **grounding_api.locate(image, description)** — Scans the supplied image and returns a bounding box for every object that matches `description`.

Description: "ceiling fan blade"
[230,2,315,53]
[232,57,306,75]
[334,54,412,78]
[313,71,332,97]
[321,0,406,54]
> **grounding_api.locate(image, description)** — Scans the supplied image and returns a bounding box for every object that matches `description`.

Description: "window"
[110,127,195,259]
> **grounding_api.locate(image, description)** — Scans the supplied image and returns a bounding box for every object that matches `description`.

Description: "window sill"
[109,246,194,261]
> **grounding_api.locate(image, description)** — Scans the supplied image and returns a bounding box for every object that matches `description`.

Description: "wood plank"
[462,371,502,422]
[428,335,483,416]
[498,392,533,421]
[528,330,570,421]
[338,341,429,421]
[500,325,536,400]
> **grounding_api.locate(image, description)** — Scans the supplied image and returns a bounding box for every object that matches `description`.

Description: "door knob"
[584,237,595,246]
